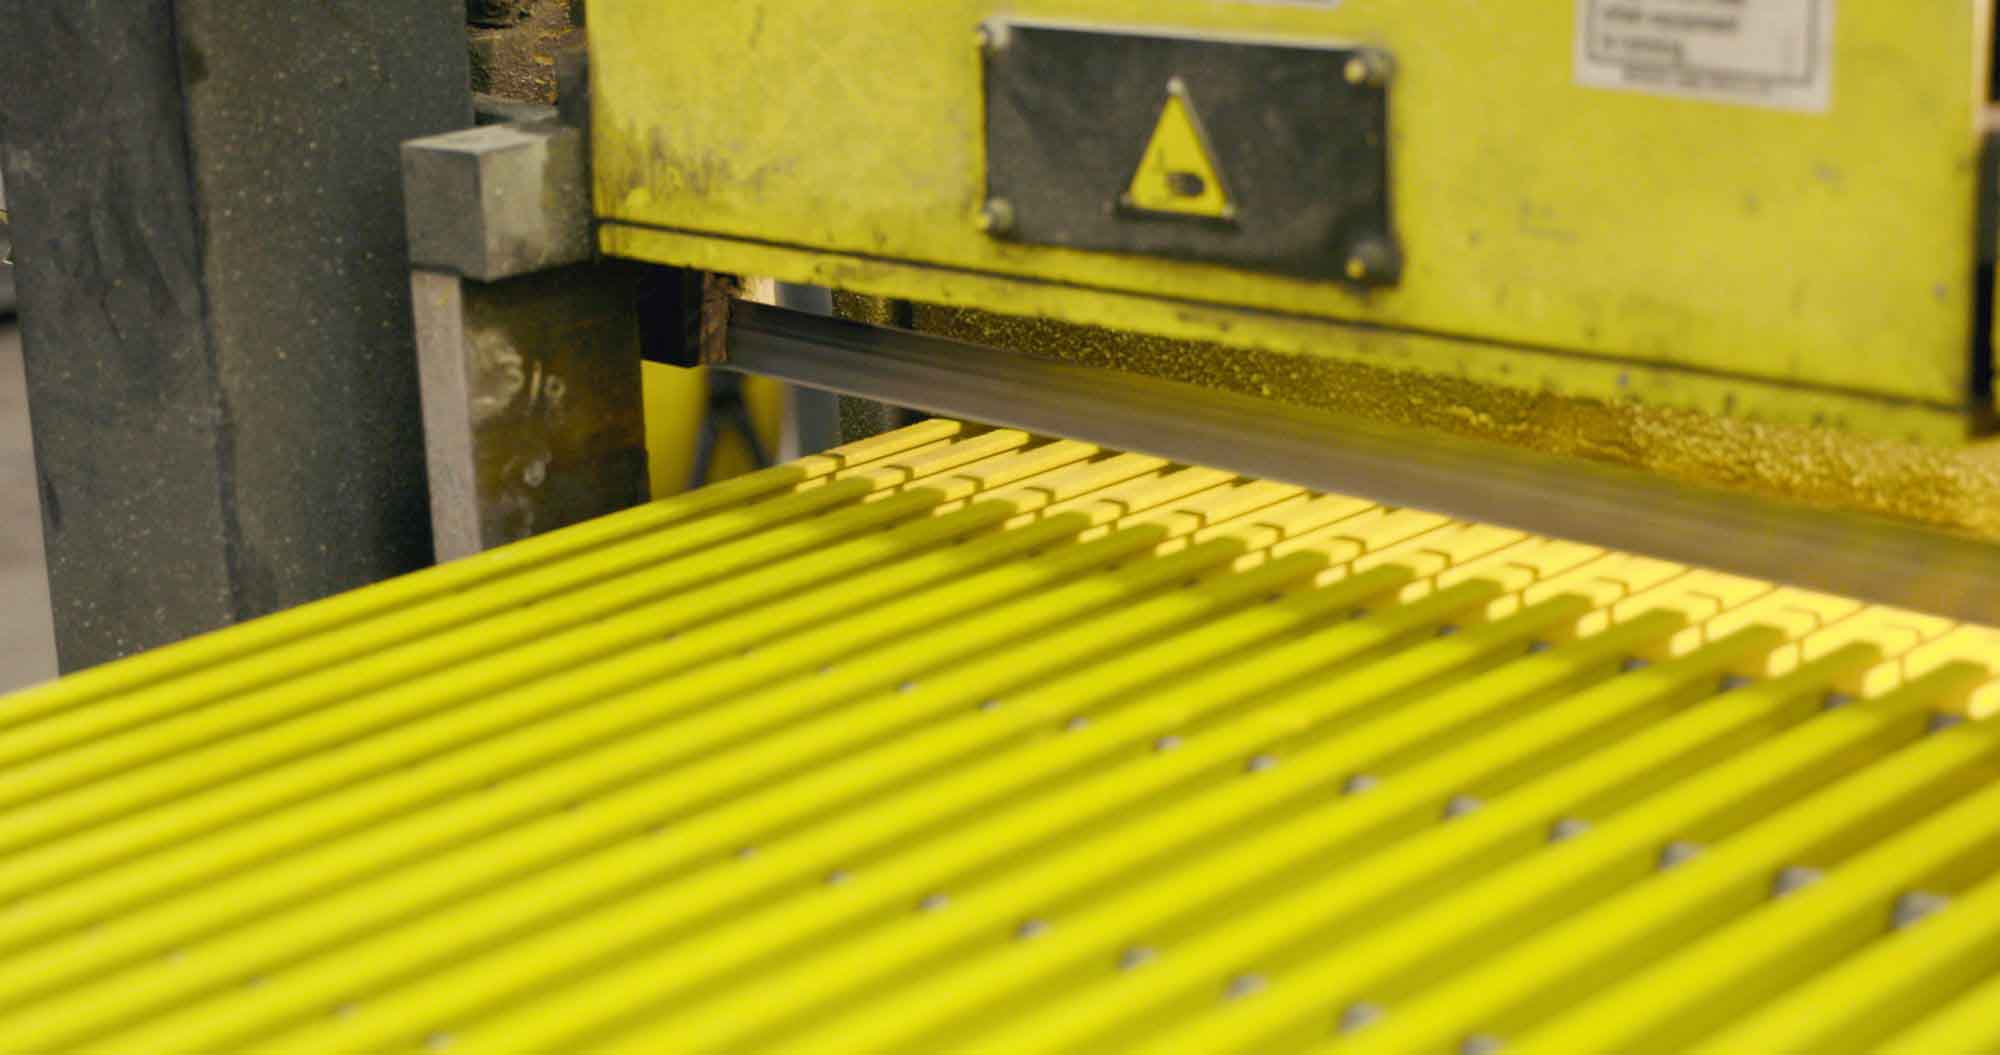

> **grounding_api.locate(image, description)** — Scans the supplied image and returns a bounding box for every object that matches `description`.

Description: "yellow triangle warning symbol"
[1123,77,1234,220]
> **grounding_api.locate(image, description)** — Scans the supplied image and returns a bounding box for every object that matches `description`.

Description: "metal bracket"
[723,301,2000,625]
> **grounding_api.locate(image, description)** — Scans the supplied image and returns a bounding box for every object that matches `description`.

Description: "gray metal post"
[403,121,647,563]
[410,265,647,562]
[0,0,471,670]
[774,283,841,459]
[0,165,13,315]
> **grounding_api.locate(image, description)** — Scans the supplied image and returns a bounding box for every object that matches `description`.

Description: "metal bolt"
[1343,237,1394,283]
[826,868,853,886]
[1119,945,1157,970]
[1527,640,1554,654]
[1343,50,1393,87]
[734,845,758,860]
[1720,674,1756,692]
[1344,773,1381,795]
[1065,715,1090,732]
[978,698,1002,712]
[1154,734,1184,753]
[977,21,1013,56]
[1444,794,1483,819]
[425,1032,455,1052]
[1929,712,1967,734]
[1620,657,1651,673]
[1247,753,1279,773]
[1017,918,1050,940]
[977,198,1016,236]
[920,893,951,912]
[1822,691,1856,710]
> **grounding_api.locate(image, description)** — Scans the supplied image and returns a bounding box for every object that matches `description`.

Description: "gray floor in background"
[0,322,56,691]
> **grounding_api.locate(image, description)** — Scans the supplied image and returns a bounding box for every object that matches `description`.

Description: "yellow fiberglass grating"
[3,419,2000,1054]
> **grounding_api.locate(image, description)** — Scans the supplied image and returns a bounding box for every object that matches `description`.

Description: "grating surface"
[3,419,2000,1054]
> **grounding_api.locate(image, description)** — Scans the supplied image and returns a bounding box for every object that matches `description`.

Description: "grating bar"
[0,421,1995,1054]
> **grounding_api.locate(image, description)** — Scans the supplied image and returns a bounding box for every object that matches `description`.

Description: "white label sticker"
[1576,0,1834,112]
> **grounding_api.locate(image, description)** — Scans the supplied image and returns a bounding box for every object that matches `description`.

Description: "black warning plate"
[981,21,1399,285]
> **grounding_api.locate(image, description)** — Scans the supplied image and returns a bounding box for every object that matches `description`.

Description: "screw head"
[977,22,1012,56]
[1344,50,1394,87]
[1343,237,1395,283]
[977,198,1016,236]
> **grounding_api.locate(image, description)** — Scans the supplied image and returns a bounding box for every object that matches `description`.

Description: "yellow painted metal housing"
[1,421,1998,1052]
[590,0,1993,437]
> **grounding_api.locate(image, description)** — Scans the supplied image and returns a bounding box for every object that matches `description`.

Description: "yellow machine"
[6,2,2000,1051]
[598,3,1989,433]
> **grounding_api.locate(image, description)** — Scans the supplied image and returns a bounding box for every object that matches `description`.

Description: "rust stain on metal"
[700,274,747,365]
